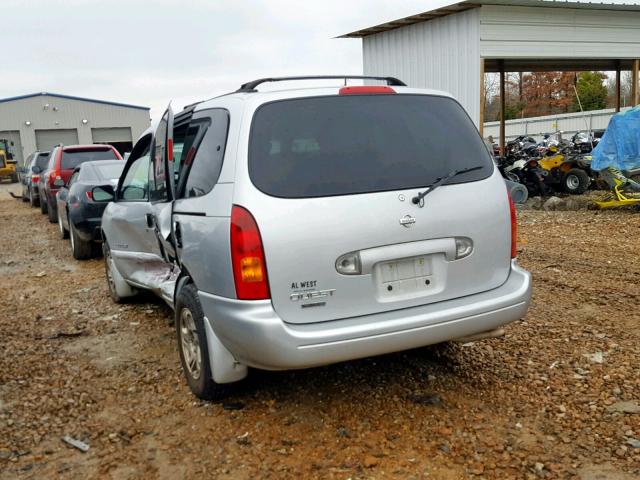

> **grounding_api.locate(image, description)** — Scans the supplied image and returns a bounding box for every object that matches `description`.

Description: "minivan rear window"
[249,95,493,198]
[61,149,117,170]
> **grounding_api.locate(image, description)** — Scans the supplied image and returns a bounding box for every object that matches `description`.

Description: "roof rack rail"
[236,75,407,93]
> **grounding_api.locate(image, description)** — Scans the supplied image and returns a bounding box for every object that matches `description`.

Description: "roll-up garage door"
[91,127,133,156]
[0,130,24,166]
[35,129,79,151]
[91,127,132,143]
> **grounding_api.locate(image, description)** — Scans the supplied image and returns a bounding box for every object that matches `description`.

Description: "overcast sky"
[4,0,448,119]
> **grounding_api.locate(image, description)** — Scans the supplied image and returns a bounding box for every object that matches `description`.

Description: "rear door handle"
[146,213,155,228]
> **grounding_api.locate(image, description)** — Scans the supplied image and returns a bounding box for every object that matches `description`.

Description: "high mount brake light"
[339,86,396,95]
[230,205,270,300]
[508,193,517,259]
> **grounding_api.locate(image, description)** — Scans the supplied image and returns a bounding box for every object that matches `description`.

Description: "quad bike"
[538,144,591,195]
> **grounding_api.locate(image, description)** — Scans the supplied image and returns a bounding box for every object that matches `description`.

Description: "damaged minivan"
[96,76,532,399]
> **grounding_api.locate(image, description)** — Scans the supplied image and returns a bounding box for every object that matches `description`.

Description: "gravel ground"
[0,181,639,479]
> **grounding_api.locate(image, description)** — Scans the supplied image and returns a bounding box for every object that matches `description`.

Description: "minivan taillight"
[508,193,517,258]
[230,205,270,300]
[31,174,40,183]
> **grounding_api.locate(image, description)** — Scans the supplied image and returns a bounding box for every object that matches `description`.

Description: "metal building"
[0,92,150,166]
[340,0,640,148]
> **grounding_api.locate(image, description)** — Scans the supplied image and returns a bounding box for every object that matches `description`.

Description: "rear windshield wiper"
[411,165,484,207]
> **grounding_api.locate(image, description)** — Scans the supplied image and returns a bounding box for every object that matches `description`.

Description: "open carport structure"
[340,0,640,151]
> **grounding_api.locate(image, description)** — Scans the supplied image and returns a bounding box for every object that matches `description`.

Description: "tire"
[40,194,48,214]
[47,198,57,223]
[21,187,29,202]
[58,210,69,239]
[103,240,135,303]
[564,168,590,195]
[175,284,232,400]
[10,173,18,183]
[29,188,40,208]
[69,220,92,260]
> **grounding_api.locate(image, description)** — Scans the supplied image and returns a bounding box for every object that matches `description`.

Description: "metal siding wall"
[363,8,481,125]
[480,5,640,58]
[0,95,150,160]
[482,107,630,141]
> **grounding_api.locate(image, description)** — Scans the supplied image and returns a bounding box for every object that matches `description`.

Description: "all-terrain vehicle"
[538,144,591,194]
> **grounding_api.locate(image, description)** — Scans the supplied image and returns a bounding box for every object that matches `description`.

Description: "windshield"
[94,162,125,180]
[249,94,492,198]
[61,149,117,170]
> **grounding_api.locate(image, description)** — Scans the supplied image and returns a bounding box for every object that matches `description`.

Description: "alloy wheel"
[566,174,580,191]
[180,308,202,380]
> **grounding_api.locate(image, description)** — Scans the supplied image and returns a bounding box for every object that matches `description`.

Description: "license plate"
[375,255,436,302]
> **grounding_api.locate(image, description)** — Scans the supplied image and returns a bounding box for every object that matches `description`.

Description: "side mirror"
[53,178,65,187]
[91,185,115,202]
[32,166,42,174]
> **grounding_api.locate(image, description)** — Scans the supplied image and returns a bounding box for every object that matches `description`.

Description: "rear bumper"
[199,260,532,371]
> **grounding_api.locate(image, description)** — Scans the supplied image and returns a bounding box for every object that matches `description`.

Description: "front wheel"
[564,168,590,194]
[103,240,136,303]
[176,284,232,400]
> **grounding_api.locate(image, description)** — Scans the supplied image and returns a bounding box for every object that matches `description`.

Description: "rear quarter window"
[248,94,493,198]
[179,109,229,198]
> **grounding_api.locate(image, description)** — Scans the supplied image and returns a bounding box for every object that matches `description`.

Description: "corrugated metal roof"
[340,0,640,37]
[0,92,149,110]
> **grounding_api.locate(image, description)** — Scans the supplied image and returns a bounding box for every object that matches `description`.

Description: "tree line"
[484,71,633,122]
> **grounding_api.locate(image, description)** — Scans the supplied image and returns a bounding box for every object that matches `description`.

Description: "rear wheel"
[58,210,69,239]
[564,168,590,194]
[40,194,48,214]
[29,188,38,207]
[69,221,92,259]
[176,284,232,400]
[47,198,57,223]
[10,173,18,183]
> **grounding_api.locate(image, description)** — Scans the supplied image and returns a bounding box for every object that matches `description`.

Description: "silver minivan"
[96,76,532,399]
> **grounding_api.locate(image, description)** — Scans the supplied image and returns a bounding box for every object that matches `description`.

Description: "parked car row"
[24,76,532,400]
[18,145,123,259]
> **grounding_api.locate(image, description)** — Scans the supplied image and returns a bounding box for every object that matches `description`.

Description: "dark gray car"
[56,160,124,259]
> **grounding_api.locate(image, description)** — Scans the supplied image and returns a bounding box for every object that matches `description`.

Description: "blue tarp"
[591,106,640,172]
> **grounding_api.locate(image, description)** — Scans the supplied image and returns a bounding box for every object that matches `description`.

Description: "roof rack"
[236,75,407,93]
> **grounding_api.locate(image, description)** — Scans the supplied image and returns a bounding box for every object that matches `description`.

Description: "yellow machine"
[0,139,18,183]
[594,178,640,209]
[538,145,591,194]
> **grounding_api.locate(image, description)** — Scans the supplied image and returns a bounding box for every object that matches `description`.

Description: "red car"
[38,144,122,223]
